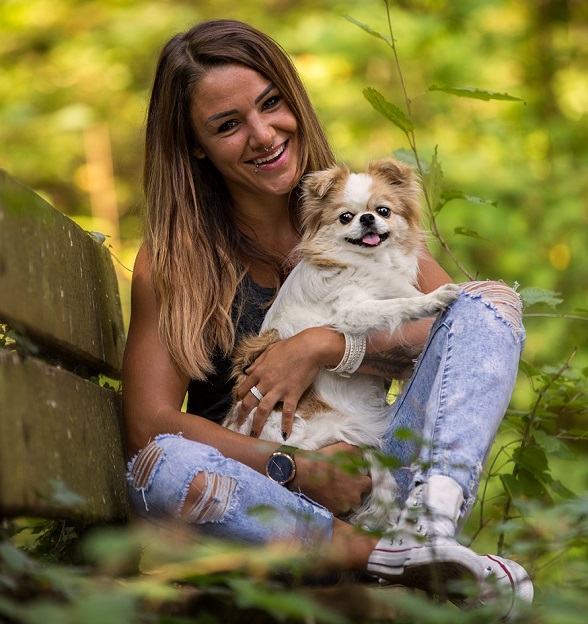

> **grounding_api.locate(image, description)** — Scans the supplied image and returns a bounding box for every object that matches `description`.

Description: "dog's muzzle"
[346,230,389,247]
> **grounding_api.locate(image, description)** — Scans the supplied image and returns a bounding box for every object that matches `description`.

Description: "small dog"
[224,158,459,529]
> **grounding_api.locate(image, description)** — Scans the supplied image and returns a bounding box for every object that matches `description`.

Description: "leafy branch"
[346,0,526,281]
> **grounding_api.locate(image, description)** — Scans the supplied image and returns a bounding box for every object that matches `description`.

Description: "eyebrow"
[204,83,276,126]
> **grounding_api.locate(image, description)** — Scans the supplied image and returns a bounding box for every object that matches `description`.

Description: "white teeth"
[253,144,285,165]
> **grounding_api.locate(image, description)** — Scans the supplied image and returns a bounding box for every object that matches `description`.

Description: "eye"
[262,95,281,110]
[339,212,354,224]
[376,206,391,218]
[217,119,239,134]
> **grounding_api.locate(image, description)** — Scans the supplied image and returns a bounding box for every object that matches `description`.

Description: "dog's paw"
[422,283,461,314]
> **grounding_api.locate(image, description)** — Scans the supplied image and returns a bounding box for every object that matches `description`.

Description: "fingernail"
[250,430,258,438]
[282,431,288,441]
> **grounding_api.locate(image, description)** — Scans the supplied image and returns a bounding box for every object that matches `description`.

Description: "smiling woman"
[190,64,301,206]
[122,19,532,620]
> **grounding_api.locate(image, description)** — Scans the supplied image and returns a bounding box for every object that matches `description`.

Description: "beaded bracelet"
[326,333,367,378]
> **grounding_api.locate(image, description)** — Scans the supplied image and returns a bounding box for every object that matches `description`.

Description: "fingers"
[243,387,297,441]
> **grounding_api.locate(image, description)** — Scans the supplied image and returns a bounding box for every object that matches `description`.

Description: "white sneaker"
[367,532,484,597]
[368,539,533,621]
[468,554,534,622]
[367,477,533,621]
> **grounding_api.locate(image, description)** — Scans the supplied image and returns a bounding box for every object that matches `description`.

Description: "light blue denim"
[127,283,524,545]
[384,283,525,520]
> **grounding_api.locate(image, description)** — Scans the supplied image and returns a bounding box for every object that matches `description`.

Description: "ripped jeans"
[127,282,525,546]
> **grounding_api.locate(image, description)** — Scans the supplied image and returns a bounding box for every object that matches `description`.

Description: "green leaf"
[344,15,392,44]
[442,189,498,207]
[393,148,422,170]
[424,147,443,213]
[519,287,563,309]
[362,87,414,134]
[519,359,541,378]
[453,227,488,240]
[550,479,577,500]
[48,479,86,507]
[229,578,346,624]
[500,473,524,499]
[517,468,552,502]
[532,429,576,460]
[0,542,32,573]
[88,231,107,245]
[513,445,549,475]
[428,85,526,103]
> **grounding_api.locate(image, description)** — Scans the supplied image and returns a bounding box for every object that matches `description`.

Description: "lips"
[345,232,390,247]
[248,141,288,170]
[252,143,285,165]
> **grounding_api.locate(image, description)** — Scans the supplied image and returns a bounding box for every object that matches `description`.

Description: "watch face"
[266,452,295,485]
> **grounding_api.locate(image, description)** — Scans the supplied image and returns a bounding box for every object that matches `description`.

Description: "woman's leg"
[127,433,334,547]
[385,281,525,517]
[368,283,533,621]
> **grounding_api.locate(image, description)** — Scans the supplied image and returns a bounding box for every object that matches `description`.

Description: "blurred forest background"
[1,1,587,621]
[1,0,586,372]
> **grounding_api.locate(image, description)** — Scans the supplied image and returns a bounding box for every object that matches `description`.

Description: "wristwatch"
[266,445,297,486]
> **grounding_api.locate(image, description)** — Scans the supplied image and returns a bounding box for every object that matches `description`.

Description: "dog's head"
[299,158,422,260]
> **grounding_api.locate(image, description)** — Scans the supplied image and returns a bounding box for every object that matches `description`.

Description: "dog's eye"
[376,206,391,218]
[339,212,354,224]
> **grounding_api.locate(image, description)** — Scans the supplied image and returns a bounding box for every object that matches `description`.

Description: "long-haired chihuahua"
[224,158,460,529]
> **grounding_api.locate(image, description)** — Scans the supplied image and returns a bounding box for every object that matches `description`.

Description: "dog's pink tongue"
[362,233,381,246]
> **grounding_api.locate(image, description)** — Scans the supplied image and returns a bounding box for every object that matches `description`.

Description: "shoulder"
[417,240,453,292]
[129,243,158,313]
[132,243,152,280]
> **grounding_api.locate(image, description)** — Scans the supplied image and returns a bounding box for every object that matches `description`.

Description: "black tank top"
[186,275,275,422]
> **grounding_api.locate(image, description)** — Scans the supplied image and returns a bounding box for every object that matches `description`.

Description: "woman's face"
[191,64,300,203]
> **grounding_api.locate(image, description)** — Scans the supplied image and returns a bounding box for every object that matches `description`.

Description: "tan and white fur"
[224,158,460,529]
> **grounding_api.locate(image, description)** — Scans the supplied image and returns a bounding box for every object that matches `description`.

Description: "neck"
[233,192,299,256]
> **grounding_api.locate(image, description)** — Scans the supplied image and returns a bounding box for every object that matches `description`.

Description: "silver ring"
[263,142,274,153]
[250,385,264,401]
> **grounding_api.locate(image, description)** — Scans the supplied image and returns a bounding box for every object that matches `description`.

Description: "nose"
[248,113,276,151]
[359,213,375,225]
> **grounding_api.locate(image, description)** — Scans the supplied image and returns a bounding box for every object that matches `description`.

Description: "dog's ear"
[299,166,349,239]
[370,158,423,229]
[368,157,414,186]
[301,165,349,200]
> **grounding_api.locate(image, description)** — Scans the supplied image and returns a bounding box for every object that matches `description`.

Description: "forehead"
[191,64,271,123]
[343,173,373,210]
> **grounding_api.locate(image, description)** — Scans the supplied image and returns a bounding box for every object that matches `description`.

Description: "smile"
[345,232,390,248]
[252,143,285,166]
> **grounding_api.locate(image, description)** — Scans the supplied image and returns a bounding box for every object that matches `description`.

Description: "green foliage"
[1,1,587,623]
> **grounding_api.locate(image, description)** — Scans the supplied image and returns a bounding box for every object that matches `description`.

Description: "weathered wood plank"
[0,169,125,378]
[0,350,129,521]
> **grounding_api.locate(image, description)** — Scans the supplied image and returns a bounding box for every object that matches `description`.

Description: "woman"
[122,18,532,619]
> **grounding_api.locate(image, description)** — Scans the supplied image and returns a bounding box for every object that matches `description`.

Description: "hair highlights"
[143,19,334,379]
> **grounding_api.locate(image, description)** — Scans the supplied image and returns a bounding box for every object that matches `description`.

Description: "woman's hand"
[236,327,344,439]
[292,442,372,517]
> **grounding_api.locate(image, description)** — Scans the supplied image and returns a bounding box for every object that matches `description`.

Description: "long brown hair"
[144,19,335,380]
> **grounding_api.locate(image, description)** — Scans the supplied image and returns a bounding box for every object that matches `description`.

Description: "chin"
[224,157,460,530]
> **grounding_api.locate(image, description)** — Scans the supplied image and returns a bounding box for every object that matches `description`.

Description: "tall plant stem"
[383,0,474,280]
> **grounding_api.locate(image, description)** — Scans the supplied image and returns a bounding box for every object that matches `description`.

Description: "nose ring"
[263,142,274,153]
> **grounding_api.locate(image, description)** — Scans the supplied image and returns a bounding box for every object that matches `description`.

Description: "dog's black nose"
[360,213,375,225]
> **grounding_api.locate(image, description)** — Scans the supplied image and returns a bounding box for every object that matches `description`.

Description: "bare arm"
[122,245,370,514]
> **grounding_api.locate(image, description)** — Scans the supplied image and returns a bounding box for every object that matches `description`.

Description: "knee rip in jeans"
[181,471,237,524]
[128,440,237,523]
[460,280,524,335]
[128,439,164,490]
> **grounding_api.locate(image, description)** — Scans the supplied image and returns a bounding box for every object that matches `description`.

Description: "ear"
[301,165,349,200]
[368,157,413,186]
[192,144,206,159]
